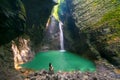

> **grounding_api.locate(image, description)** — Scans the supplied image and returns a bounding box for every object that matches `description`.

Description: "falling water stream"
[46,0,66,51]
[59,21,65,51]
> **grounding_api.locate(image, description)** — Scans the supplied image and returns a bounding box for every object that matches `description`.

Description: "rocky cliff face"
[0,0,54,79]
[12,35,34,70]
[0,0,26,45]
[22,0,55,53]
[10,0,55,70]
[68,0,120,67]
[0,0,26,79]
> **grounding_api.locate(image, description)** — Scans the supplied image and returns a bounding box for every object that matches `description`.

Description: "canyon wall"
[68,0,120,67]
[0,0,54,79]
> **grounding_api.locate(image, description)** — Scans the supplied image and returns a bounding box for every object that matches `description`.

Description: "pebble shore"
[24,60,120,80]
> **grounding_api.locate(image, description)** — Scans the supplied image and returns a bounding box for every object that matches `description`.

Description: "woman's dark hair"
[49,63,52,67]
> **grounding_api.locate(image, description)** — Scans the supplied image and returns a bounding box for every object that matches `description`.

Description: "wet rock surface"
[24,60,120,80]
[67,0,120,67]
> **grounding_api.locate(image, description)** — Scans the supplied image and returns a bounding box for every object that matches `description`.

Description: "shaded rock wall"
[0,0,27,79]
[22,0,55,53]
[10,0,55,70]
[0,0,26,45]
[68,0,120,67]
[0,0,54,79]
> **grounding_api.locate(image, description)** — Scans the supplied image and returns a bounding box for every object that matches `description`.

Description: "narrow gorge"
[0,0,120,80]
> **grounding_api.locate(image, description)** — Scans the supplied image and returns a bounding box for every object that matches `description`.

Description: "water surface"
[21,50,96,72]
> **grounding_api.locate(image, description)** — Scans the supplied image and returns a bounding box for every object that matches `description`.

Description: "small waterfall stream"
[59,21,65,51]
[44,0,66,51]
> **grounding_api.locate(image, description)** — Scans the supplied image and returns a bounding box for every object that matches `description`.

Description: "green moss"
[94,5,120,36]
[96,5,120,24]
[91,0,101,7]
[17,0,26,21]
[101,9,120,22]
[111,0,117,4]
[18,0,26,15]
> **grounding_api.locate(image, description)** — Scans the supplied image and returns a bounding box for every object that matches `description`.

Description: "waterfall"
[45,0,66,51]
[59,21,65,52]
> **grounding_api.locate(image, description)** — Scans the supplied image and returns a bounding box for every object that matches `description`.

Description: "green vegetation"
[94,4,120,41]
[96,5,120,26]
[52,0,65,21]
[17,0,26,21]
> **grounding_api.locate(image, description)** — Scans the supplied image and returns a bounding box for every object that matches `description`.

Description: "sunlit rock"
[12,36,34,70]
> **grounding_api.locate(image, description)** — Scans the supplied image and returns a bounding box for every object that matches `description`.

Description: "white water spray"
[59,21,65,52]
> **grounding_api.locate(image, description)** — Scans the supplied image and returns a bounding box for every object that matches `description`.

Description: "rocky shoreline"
[23,60,120,80]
